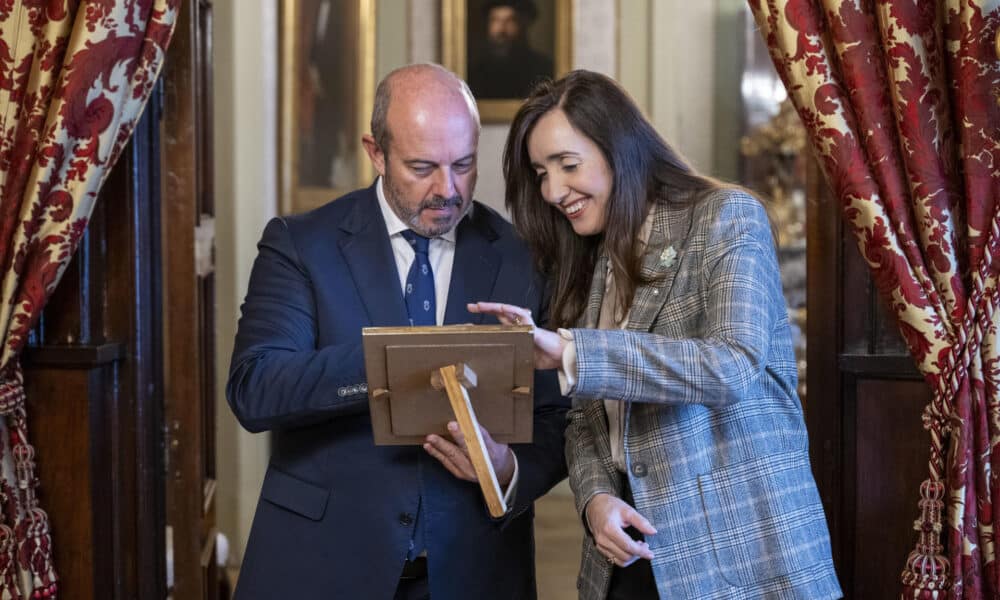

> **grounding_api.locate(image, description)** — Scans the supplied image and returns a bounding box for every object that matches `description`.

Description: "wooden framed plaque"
[362,325,535,446]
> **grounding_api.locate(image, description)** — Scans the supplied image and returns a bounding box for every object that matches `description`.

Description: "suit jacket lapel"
[626,200,693,331]
[444,204,501,325]
[338,186,410,327]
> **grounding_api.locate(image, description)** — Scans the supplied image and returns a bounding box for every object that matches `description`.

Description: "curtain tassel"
[0,524,21,600]
[17,508,56,599]
[900,479,951,599]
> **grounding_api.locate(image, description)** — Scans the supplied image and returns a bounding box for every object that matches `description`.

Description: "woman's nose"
[542,173,568,205]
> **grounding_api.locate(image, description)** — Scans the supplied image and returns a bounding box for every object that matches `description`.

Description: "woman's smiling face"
[527,108,614,237]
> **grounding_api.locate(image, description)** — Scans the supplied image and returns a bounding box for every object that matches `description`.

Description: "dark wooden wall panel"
[851,379,932,599]
[807,156,932,599]
[24,367,100,598]
[23,96,165,600]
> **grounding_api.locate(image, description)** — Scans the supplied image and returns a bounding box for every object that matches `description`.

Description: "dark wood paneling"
[805,154,844,558]
[161,0,218,597]
[24,368,102,598]
[850,379,932,599]
[23,86,166,600]
[807,156,937,598]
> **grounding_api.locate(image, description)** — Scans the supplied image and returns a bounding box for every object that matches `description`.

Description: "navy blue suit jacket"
[227,184,569,599]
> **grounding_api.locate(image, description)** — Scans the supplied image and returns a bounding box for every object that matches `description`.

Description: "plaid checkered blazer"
[566,190,842,599]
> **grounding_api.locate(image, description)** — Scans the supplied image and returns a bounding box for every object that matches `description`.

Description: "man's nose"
[432,169,457,199]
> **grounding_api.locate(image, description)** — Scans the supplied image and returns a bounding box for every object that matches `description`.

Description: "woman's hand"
[467,302,566,370]
[585,493,656,566]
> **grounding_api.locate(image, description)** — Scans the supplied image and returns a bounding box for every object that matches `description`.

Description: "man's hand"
[585,493,656,566]
[424,422,515,486]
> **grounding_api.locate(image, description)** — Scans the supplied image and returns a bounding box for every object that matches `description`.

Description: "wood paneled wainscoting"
[806,159,933,598]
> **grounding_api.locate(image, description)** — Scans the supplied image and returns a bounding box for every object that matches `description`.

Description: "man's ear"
[362,134,386,176]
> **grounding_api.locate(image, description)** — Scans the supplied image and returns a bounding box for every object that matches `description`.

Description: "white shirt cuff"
[557,328,577,395]
[502,451,519,507]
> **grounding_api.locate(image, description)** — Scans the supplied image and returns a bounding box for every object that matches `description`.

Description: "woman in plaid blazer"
[470,70,841,599]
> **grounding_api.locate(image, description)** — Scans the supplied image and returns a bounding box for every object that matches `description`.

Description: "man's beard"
[384,174,469,237]
[486,38,516,57]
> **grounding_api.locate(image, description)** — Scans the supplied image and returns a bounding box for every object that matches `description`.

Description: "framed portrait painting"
[443,0,572,122]
[279,0,376,215]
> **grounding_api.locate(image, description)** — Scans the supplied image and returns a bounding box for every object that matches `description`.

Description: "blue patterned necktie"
[400,230,436,326]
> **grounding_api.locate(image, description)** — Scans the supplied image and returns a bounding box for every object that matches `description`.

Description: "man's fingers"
[423,442,465,479]
[424,434,475,481]
[446,422,468,450]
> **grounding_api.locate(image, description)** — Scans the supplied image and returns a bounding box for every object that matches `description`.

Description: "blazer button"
[337,387,347,397]
[631,461,648,478]
[399,513,414,526]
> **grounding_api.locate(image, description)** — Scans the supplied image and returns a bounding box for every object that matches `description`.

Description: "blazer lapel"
[338,186,410,327]
[626,200,693,331]
[444,204,501,325]
[580,252,608,329]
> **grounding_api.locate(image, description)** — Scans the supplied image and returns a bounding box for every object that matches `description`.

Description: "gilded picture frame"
[443,0,572,122]
[279,0,376,215]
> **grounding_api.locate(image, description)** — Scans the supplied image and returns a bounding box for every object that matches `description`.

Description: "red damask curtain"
[747,1,1000,598]
[0,1,179,597]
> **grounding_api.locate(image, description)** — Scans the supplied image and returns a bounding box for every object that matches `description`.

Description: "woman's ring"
[607,555,615,565]
[513,315,522,325]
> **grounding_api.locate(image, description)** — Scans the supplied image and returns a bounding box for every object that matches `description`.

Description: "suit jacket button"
[399,513,414,526]
[631,461,648,478]
[337,387,347,397]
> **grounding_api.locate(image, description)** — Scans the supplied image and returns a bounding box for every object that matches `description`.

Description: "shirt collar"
[375,177,458,243]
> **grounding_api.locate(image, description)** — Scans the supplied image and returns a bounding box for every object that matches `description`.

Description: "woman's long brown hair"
[503,70,720,328]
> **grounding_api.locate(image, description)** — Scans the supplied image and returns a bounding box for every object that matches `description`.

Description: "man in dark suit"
[227,63,568,599]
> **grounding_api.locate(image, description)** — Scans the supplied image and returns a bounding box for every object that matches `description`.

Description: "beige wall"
[212,0,726,565]
[213,0,276,564]
[649,1,717,173]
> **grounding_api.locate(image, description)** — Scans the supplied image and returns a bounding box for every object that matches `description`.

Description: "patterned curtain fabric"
[747,1,1000,597]
[0,1,179,597]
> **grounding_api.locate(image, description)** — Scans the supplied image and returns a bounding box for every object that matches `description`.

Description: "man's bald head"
[370,63,480,156]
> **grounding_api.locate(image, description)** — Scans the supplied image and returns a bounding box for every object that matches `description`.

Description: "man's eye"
[454,162,474,173]
[412,166,433,176]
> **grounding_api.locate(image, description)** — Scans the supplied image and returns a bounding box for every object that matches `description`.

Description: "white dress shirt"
[376,178,456,326]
